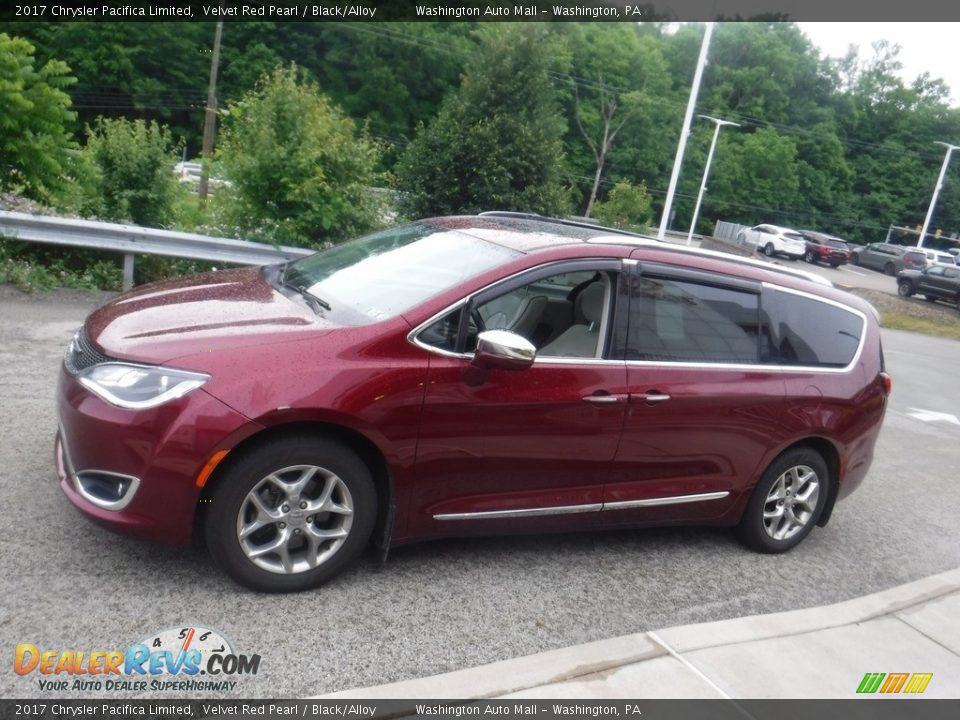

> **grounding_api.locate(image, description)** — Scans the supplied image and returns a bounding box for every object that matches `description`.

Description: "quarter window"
[761,289,863,367]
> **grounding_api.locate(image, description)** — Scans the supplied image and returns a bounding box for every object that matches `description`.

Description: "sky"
[796,23,960,107]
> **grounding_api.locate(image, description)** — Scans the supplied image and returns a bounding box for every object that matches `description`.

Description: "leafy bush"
[0,239,122,292]
[0,33,77,202]
[214,64,385,247]
[591,181,652,233]
[85,117,181,227]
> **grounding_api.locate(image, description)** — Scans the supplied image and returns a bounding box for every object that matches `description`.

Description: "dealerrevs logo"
[14,626,260,693]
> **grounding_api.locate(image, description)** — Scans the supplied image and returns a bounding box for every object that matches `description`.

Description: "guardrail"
[0,210,313,290]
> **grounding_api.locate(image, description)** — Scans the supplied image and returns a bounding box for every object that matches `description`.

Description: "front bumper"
[56,365,253,546]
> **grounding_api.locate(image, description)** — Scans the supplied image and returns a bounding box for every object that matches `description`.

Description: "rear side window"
[624,277,760,364]
[761,289,863,368]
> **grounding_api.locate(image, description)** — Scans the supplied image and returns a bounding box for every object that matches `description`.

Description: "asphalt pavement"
[1,284,958,700]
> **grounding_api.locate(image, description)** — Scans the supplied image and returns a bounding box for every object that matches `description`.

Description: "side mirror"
[465,330,535,385]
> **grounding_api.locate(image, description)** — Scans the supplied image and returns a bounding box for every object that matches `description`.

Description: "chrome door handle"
[634,393,671,403]
[582,394,627,404]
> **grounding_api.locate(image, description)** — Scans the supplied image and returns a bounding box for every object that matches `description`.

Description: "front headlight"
[78,362,210,410]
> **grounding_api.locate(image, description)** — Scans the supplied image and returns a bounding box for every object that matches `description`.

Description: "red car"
[799,230,852,268]
[56,214,890,592]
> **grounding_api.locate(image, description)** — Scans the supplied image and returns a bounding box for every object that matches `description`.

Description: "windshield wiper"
[277,262,331,313]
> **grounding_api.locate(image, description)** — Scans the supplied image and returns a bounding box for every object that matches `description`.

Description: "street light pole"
[686,115,740,244]
[917,141,959,248]
[657,22,714,241]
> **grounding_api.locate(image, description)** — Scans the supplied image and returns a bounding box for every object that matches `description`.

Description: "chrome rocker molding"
[434,491,730,521]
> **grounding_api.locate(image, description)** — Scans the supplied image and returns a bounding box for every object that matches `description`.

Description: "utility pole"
[687,115,740,245]
[917,141,959,248]
[198,20,223,204]
[657,21,714,241]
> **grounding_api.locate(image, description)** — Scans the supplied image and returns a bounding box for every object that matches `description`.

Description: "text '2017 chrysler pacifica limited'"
[56,214,890,592]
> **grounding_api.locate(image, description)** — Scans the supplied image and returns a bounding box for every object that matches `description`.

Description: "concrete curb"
[315,567,960,699]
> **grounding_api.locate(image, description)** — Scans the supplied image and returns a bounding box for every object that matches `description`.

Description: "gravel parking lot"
[1,284,958,700]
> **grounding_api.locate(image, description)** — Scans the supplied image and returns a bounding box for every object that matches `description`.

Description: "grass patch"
[880,311,960,341]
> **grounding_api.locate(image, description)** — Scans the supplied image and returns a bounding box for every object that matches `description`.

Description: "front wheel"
[850,253,860,265]
[205,435,376,592]
[737,447,828,553]
[764,243,775,257]
[898,282,914,297]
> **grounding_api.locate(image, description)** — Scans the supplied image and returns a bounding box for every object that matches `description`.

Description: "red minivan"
[55,214,890,592]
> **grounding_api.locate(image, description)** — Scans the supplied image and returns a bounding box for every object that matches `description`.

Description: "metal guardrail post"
[123,254,135,291]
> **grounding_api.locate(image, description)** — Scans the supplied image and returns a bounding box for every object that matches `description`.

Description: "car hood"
[85,266,335,365]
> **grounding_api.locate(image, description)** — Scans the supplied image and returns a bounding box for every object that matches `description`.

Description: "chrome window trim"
[406,264,868,374]
[433,491,730,521]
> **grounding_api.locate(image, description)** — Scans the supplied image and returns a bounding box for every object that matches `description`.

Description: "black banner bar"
[4,0,960,23]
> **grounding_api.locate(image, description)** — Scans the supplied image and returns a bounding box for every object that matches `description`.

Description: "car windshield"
[825,239,848,250]
[905,251,925,262]
[283,223,522,324]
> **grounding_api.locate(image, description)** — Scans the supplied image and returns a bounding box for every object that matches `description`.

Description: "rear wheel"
[805,250,816,263]
[738,447,828,553]
[764,243,775,257]
[884,262,896,276]
[898,282,914,297]
[205,435,376,592]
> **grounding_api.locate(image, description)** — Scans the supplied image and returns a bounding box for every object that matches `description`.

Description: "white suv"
[737,224,807,260]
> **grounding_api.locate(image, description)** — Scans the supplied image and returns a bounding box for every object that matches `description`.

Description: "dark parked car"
[897,265,960,309]
[799,230,851,268]
[56,214,891,592]
[850,243,926,275]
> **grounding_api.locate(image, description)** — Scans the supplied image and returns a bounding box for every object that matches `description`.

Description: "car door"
[603,258,786,526]
[405,259,629,539]
[918,265,956,300]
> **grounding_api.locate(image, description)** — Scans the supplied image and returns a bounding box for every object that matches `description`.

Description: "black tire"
[205,435,376,592]
[924,295,937,302]
[829,264,840,269]
[737,447,829,554]
[884,262,896,276]
[850,253,859,265]
[805,250,816,264]
[764,243,775,257]
[898,282,914,297]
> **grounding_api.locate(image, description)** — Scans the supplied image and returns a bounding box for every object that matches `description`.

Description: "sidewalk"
[317,567,960,699]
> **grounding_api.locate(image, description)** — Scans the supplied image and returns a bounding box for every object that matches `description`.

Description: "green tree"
[85,117,181,227]
[215,65,384,247]
[396,24,572,218]
[591,181,653,233]
[558,23,674,216]
[0,33,77,201]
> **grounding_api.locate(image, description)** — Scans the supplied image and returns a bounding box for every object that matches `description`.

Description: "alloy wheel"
[236,464,354,574]
[762,464,820,541]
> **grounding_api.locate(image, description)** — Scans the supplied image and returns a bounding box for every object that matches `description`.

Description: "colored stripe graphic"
[857,673,885,693]
[904,673,933,694]
[880,673,909,693]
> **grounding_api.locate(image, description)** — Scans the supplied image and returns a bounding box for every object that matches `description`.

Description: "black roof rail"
[478,211,647,239]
